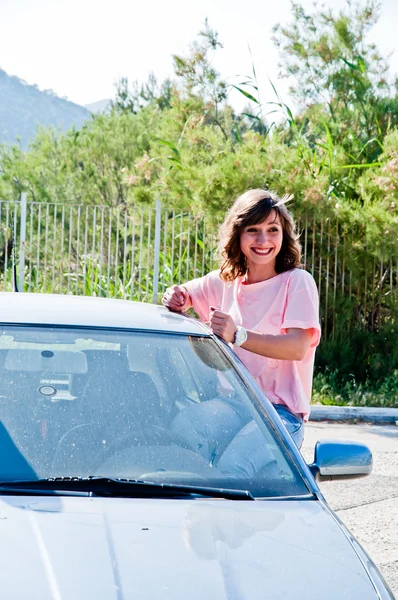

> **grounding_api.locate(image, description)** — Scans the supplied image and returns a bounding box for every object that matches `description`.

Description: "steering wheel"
[52,421,197,475]
[51,423,97,473]
[92,425,177,469]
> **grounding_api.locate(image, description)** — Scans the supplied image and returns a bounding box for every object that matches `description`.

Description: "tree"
[171,19,231,140]
[273,0,398,160]
[112,73,173,115]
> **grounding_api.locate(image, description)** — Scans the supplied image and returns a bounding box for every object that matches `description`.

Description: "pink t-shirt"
[184,268,321,420]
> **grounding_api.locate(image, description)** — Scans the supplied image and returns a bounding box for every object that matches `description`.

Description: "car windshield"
[0,325,309,498]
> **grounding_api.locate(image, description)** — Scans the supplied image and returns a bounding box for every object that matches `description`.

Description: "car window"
[0,326,309,498]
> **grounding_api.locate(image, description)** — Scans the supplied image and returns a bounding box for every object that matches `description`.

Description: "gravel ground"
[302,422,398,597]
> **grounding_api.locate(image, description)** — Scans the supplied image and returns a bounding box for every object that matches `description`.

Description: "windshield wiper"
[0,476,254,500]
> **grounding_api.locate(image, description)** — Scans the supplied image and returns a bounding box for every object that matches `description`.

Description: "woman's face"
[239,210,283,271]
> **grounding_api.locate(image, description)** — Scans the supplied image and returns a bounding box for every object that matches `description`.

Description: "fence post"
[152,199,162,304]
[19,193,27,292]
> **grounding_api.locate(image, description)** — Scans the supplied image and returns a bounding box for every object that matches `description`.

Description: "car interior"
[0,330,307,496]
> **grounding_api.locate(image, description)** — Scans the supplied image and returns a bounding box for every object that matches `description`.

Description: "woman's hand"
[209,308,237,344]
[162,285,191,312]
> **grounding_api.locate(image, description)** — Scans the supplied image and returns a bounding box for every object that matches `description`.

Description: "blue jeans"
[273,404,304,449]
[215,405,305,478]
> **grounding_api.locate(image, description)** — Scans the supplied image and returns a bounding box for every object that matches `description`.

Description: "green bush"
[312,369,398,408]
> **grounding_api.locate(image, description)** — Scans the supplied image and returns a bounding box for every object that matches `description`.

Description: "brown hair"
[218,189,302,282]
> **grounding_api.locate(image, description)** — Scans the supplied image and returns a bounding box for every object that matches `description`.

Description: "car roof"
[0,292,209,335]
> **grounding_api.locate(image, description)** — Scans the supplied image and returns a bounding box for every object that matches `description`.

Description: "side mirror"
[309,440,372,481]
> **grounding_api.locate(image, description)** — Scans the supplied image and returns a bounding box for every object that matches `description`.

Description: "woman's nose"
[256,231,268,244]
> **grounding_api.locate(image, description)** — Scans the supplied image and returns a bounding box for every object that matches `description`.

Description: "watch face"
[237,330,245,343]
[236,328,247,345]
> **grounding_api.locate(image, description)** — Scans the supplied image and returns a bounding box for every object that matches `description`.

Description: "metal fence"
[295,213,398,338]
[0,195,218,303]
[1,195,397,338]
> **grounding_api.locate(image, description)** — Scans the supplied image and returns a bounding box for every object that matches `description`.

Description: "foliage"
[172,19,227,107]
[112,73,173,114]
[272,1,398,157]
[313,369,398,408]
[0,111,153,205]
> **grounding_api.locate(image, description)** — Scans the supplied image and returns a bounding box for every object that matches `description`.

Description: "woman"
[162,189,320,448]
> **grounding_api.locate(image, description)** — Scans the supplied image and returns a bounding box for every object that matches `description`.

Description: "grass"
[312,370,398,408]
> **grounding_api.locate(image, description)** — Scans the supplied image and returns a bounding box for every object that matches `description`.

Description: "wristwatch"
[233,326,248,347]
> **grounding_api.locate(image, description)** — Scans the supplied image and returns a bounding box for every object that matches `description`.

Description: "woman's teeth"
[252,248,271,255]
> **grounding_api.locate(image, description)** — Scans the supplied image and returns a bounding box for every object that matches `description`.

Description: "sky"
[1,0,398,111]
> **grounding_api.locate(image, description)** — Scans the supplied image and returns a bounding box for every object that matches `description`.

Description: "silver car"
[0,292,393,599]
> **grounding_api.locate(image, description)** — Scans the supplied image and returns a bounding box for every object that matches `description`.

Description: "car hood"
[0,494,381,600]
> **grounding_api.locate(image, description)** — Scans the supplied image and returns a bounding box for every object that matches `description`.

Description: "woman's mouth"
[251,247,272,256]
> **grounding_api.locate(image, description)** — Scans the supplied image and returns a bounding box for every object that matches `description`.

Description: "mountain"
[0,69,91,147]
[85,99,112,114]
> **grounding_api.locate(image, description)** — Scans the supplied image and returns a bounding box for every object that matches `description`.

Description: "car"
[0,291,393,600]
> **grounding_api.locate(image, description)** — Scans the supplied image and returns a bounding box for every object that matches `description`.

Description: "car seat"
[81,351,163,430]
[51,351,165,474]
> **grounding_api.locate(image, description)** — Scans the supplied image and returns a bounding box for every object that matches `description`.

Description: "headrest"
[83,350,129,371]
[5,349,88,374]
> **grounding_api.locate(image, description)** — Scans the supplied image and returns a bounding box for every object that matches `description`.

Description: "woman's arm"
[240,328,313,361]
[209,309,313,361]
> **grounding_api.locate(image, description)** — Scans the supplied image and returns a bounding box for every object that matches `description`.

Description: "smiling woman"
[162,189,321,447]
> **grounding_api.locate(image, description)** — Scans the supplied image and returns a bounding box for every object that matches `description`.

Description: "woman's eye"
[245,226,280,233]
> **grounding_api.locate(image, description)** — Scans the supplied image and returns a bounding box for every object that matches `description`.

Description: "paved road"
[302,422,398,597]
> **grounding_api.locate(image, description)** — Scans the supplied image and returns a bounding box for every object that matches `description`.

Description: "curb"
[309,405,398,424]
